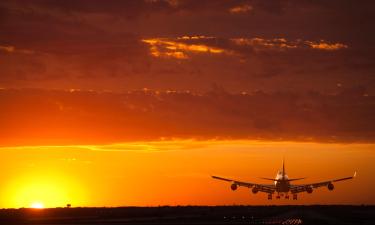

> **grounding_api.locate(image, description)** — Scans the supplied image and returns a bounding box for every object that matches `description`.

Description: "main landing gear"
[267,193,297,200]
[273,193,298,200]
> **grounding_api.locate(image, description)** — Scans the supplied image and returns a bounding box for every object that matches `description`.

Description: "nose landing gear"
[293,194,298,200]
[268,194,272,200]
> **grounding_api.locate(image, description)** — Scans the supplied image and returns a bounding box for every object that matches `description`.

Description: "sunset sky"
[1,0,375,208]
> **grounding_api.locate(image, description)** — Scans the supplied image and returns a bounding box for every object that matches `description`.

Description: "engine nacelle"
[231,183,238,191]
[306,186,313,194]
[252,187,259,194]
[327,183,334,191]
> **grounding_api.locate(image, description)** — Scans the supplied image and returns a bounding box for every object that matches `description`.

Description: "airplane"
[212,159,356,200]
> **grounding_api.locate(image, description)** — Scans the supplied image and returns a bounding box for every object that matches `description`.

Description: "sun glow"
[1,170,87,208]
[30,202,44,209]
[12,180,69,208]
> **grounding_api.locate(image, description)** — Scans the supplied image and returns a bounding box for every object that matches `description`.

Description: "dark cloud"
[0,0,375,144]
[1,88,374,146]
[0,0,174,18]
[0,34,374,95]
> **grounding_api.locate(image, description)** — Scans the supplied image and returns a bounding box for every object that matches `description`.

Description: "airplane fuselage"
[274,171,290,193]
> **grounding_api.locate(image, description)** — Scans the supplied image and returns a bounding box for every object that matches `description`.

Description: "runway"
[0,205,373,225]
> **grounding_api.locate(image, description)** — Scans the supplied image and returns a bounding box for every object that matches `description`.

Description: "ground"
[0,205,373,224]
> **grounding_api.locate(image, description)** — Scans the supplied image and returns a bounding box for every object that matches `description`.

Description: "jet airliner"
[212,160,356,200]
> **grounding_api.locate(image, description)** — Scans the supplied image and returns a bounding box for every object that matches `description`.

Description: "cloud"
[0,45,34,54]
[0,0,291,17]
[232,38,348,51]
[0,35,371,96]
[1,88,374,146]
[0,0,175,19]
[305,41,348,51]
[0,139,214,152]
[142,37,230,59]
[229,4,253,14]
[0,0,374,97]
[0,45,14,53]
[142,36,349,60]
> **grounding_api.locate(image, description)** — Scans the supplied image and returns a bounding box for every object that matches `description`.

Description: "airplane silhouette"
[212,159,356,200]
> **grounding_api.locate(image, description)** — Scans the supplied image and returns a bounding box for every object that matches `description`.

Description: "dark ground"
[0,205,373,225]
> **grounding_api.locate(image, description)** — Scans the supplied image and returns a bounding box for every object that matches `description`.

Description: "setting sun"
[0,169,87,208]
[30,202,44,209]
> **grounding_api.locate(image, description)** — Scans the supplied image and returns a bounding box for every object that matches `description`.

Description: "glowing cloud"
[1,88,373,145]
[142,37,348,60]
[305,41,348,50]
[232,38,348,51]
[142,38,229,59]
[232,38,298,51]
[0,45,15,53]
[0,45,34,54]
[229,4,253,14]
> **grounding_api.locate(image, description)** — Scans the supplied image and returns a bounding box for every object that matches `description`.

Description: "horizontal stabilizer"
[287,177,306,181]
[259,177,306,181]
[259,177,278,181]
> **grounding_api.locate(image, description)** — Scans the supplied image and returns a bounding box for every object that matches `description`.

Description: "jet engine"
[231,183,238,191]
[252,187,259,194]
[327,183,334,191]
[306,186,313,194]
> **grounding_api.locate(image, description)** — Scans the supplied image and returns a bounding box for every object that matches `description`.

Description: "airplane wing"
[290,172,356,194]
[212,176,275,194]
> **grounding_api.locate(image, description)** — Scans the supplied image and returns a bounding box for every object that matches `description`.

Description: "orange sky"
[0,140,373,208]
[1,0,375,208]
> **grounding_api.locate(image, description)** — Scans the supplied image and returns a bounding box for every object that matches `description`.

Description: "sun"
[30,202,44,209]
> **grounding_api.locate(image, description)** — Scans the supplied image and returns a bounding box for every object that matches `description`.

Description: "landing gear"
[293,194,297,200]
[285,195,289,199]
[268,194,272,200]
[276,195,280,199]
